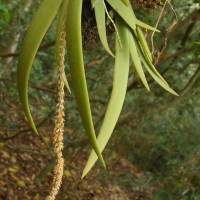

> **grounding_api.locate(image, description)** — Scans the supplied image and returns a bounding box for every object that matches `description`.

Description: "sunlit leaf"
[66,0,105,168]
[17,0,63,134]
[82,16,130,178]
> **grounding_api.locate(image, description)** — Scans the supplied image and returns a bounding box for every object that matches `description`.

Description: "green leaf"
[129,30,150,91]
[133,30,168,85]
[121,0,129,6]
[143,60,178,95]
[91,0,99,8]
[106,9,115,25]
[66,0,105,168]
[129,6,159,32]
[136,19,160,32]
[82,16,130,178]
[130,30,178,95]
[62,73,71,93]
[136,27,152,62]
[132,34,178,96]
[56,0,71,93]
[93,0,114,56]
[17,0,63,134]
[106,0,136,30]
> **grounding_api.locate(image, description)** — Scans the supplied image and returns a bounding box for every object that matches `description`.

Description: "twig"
[6,144,51,156]
[103,0,122,48]
[180,65,200,96]
[153,0,178,65]
[0,111,54,141]
[151,0,168,54]
[0,41,55,58]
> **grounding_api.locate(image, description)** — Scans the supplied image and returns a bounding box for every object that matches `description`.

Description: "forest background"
[0,0,200,199]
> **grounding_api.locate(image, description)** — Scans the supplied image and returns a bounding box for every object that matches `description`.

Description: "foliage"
[17,0,177,179]
[0,0,200,199]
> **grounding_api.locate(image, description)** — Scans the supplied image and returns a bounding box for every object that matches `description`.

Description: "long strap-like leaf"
[17,0,63,134]
[66,0,105,168]
[132,32,178,96]
[132,30,168,85]
[129,4,159,32]
[82,16,130,178]
[93,0,114,56]
[136,27,152,62]
[135,19,160,32]
[141,57,178,96]
[129,29,150,91]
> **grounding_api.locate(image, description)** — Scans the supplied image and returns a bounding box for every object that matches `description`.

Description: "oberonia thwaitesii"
[17,0,178,199]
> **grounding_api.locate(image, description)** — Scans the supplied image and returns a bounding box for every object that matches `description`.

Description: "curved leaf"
[132,33,178,96]
[93,0,114,56]
[17,0,63,134]
[135,19,160,32]
[106,0,136,30]
[133,30,168,85]
[66,0,105,168]
[136,27,152,62]
[82,16,130,178]
[143,59,178,96]
[129,30,150,91]
[129,5,159,32]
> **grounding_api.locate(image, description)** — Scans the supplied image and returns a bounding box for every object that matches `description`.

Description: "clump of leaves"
[17,0,177,198]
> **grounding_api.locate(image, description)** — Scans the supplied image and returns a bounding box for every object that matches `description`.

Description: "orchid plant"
[17,0,177,198]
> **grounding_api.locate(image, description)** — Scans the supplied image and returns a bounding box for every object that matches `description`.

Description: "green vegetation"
[0,0,200,199]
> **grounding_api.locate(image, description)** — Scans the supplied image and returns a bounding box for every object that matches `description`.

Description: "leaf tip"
[100,157,106,169]
[81,168,88,179]
[173,91,179,96]
[32,126,39,135]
